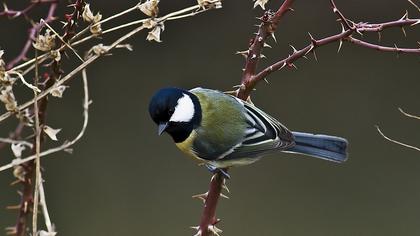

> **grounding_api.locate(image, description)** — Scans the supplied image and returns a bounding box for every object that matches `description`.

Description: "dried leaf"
[139,0,159,17]
[90,22,102,36]
[13,166,26,182]
[82,4,95,22]
[11,142,26,158]
[143,19,157,29]
[83,4,103,35]
[197,0,222,9]
[50,50,61,62]
[43,125,61,141]
[0,86,18,112]
[50,85,67,98]
[146,23,165,42]
[253,0,269,10]
[39,230,57,236]
[33,29,56,52]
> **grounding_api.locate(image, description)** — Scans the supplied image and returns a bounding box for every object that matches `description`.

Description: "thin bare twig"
[376,125,420,152]
[399,108,420,120]
[0,68,90,172]
[39,180,54,234]
[32,48,41,236]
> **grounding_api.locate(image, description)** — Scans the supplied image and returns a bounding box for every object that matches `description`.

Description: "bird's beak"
[158,122,168,135]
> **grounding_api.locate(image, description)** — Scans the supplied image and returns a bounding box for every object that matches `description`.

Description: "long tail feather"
[284,132,348,163]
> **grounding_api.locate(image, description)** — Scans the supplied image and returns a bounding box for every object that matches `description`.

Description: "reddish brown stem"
[198,173,224,236]
[0,3,37,18]
[346,36,420,53]
[237,0,420,100]
[6,3,57,70]
[238,0,295,100]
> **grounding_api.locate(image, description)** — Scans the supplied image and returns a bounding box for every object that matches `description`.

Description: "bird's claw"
[205,164,231,179]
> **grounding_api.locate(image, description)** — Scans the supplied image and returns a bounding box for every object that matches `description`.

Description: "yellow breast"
[175,130,204,163]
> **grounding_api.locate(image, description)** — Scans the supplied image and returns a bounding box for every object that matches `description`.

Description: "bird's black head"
[148,87,202,143]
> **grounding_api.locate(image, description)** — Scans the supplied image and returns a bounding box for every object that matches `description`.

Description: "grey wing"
[220,99,295,161]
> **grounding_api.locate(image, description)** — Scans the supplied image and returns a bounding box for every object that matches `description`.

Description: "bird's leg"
[204,164,230,179]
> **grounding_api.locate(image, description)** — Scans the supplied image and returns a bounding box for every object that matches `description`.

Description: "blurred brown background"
[0,0,420,235]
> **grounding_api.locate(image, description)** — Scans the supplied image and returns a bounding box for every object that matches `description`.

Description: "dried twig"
[399,108,420,120]
[376,125,420,152]
[31,48,41,236]
[376,108,420,152]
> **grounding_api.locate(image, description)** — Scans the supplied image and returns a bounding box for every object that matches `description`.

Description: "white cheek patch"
[170,93,195,122]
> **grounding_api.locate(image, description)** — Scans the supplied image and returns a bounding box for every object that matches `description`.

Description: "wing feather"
[220,99,295,161]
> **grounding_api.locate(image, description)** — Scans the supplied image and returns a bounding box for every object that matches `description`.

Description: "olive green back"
[190,88,247,160]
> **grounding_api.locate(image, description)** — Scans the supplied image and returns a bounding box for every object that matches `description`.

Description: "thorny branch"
[237,0,295,100]
[236,0,420,100]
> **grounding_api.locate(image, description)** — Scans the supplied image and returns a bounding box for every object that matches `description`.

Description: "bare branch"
[399,108,420,120]
[376,125,420,152]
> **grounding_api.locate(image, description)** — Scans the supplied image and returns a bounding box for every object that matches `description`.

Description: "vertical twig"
[32,48,41,236]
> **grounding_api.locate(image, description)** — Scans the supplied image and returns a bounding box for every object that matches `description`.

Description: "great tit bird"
[148,87,348,169]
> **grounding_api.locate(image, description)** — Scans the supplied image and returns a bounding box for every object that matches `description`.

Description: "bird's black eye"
[168,108,175,116]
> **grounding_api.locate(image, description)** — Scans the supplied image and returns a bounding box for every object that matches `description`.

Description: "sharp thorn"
[411,20,420,26]
[313,50,318,62]
[271,33,277,43]
[279,62,287,70]
[208,225,223,236]
[308,32,314,40]
[303,55,309,60]
[235,50,249,58]
[220,193,229,199]
[190,226,200,230]
[400,10,409,20]
[401,27,407,37]
[263,42,272,48]
[260,54,266,59]
[305,44,315,56]
[264,78,270,84]
[192,192,208,203]
[193,229,202,236]
[6,204,20,210]
[10,179,21,186]
[289,44,298,53]
[308,32,317,46]
[340,23,346,33]
[337,39,343,53]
